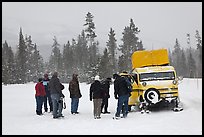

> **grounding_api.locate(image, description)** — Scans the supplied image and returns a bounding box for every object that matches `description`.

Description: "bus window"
[132,74,138,85]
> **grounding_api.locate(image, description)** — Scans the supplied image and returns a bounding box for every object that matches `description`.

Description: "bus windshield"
[139,71,175,82]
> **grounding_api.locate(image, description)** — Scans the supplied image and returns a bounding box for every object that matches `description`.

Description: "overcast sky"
[2,2,202,52]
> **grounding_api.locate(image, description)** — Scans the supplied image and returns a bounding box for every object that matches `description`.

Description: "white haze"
[2,2,202,61]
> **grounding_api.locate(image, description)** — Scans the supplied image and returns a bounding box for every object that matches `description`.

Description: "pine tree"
[75,30,89,81]
[71,38,78,71]
[195,30,202,77]
[2,41,9,84]
[187,47,196,78]
[106,28,118,74]
[84,12,97,45]
[2,41,15,84]
[172,38,183,76]
[195,30,202,62]
[32,44,44,82]
[84,12,98,65]
[83,12,99,82]
[180,49,187,77]
[118,55,126,73]
[62,41,73,81]
[49,36,62,76]
[119,18,142,71]
[98,48,111,79]
[25,35,35,82]
[16,27,27,83]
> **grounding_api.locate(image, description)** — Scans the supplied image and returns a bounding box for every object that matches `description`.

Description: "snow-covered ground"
[2,78,202,135]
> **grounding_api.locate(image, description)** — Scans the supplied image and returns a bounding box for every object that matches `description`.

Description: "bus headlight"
[172,80,177,85]
[142,82,147,86]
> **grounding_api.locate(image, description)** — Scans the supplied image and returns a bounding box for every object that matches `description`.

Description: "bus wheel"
[144,88,160,104]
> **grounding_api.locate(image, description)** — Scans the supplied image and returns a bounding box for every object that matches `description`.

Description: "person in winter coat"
[120,72,133,113]
[43,73,53,112]
[68,74,82,114]
[101,77,111,114]
[113,73,130,119]
[90,75,104,119]
[49,72,64,119]
[35,78,46,115]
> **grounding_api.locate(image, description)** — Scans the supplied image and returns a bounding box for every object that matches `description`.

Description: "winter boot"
[113,116,120,120]
[104,109,110,114]
[50,108,53,112]
[141,109,145,114]
[36,110,42,115]
[44,108,48,112]
[145,109,150,113]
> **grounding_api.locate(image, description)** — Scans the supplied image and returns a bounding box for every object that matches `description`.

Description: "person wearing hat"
[35,78,46,115]
[68,73,82,115]
[49,72,64,119]
[113,73,130,119]
[90,75,105,119]
[43,73,53,112]
[101,77,112,114]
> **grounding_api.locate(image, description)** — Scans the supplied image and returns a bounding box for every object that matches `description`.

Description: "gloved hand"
[60,93,65,98]
[58,100,63,103]
[115,95,118,99]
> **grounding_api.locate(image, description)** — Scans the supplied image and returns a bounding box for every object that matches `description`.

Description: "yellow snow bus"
[121,49,183,112]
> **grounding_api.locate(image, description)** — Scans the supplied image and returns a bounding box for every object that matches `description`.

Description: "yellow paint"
[131,48,169,69]
[124,49,180,106]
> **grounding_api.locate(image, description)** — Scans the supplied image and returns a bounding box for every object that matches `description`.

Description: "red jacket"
[35,82,46,96]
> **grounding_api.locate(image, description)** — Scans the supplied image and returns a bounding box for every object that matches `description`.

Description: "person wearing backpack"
[49,72,65,119]
[42,73,53,113]
[113,73,130,119]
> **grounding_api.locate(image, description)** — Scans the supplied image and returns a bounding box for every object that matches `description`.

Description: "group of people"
[90,73,132,119]
[34,73,53,115]
[35,72,82,119]
[35,71,132,120]
[89,76,112,119]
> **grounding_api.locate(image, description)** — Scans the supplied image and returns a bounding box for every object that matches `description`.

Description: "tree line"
[2,12,202,85]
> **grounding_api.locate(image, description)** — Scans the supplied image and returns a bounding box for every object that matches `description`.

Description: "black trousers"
[101,98,109,112]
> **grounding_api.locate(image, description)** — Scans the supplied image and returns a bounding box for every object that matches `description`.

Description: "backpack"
[125,77,132,93]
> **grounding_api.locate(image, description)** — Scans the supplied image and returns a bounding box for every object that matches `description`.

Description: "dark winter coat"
[114,76,130,98]
[101,80,110,98]
[69,77,82,98]
[35,82,46,97]
[90,80,104,100]
[49,75,62,95]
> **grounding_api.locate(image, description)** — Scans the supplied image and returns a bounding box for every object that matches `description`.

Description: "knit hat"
[113,73,119,79]
[38,78,43,82]
[106,77,112,82]
[53,72,58,77]
[44,73,48,78]
[94,75,100,81]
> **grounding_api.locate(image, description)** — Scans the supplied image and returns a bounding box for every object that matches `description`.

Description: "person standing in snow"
[90,75,105,119]
[43,73,53,112]
[35,78,46,115]
[68,73,82,115]
[101,77,112,114]
[113,73,130,119]
[49,72,64,119]
[120,72,133,113]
